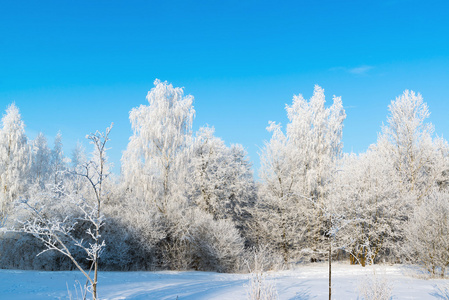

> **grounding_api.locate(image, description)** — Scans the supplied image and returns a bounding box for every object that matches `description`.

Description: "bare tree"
[16,124,112,300]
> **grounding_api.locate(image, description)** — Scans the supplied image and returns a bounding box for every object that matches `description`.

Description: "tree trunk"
[350,253,356,265]
[93,258,98,299]
[92,281,97,300]
[360,248,366,267]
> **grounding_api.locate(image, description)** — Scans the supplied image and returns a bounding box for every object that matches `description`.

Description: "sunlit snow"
[1,263,448,299]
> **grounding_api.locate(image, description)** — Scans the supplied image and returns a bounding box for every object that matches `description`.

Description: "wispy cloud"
[330,65,374,75]
[348,65,374,75]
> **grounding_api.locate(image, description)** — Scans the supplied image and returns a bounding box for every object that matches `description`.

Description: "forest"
[1,79,448,287]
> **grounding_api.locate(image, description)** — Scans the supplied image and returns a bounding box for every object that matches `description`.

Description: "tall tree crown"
[121,79,195,203]
[0,103,30,217]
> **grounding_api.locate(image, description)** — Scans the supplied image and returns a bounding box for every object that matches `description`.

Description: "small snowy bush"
[245,244,284,273]
[247,271,278,300]
[162,206,245,272]
[358,270,393,300]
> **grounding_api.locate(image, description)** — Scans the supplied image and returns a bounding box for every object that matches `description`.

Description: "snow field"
[1,263,448,299]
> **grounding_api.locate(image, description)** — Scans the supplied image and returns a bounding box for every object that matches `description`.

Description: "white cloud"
[348,65,374,75]
[330,65,374,75]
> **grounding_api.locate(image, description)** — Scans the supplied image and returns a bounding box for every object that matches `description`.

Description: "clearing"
[1,262,447,299]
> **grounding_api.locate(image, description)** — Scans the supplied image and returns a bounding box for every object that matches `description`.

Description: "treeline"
[0,80,448,276]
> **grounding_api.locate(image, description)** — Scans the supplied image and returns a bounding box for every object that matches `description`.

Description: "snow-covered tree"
[257,121,307,262]
[380,90,441,203]
[50,132,66,186]
[356,91,449,263]
[71,141,87,170]
[120,81,251,272]
[258,85,345,262]
[406,189,449,277]
[0,103,30,223]
[336,91,449,265]
[121,79,195,212]
[66,142,88,195]
[335,150,404,266]
[160,205,245,272]
[186,127,256,234]
[30,132,51,188]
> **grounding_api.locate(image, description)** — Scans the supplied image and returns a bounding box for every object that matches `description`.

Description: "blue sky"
[1,0,448,175]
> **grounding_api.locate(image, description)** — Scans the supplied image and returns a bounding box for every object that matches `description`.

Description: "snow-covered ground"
[1,263,448,299]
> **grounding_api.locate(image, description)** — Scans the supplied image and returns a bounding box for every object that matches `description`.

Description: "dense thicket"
[1,81,448,277]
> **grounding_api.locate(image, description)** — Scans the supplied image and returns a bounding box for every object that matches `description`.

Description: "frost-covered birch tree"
[121,79,195,212]
[186,126,256,237]
[120,81,248,272]
[257,121,303,262]
[369,91,449,262]
[258,85,345,262]
[380,90,443,203]
[406,189,449,277]
[337,91,449,265]
[335,150,404,266]
[120,80,196,267]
